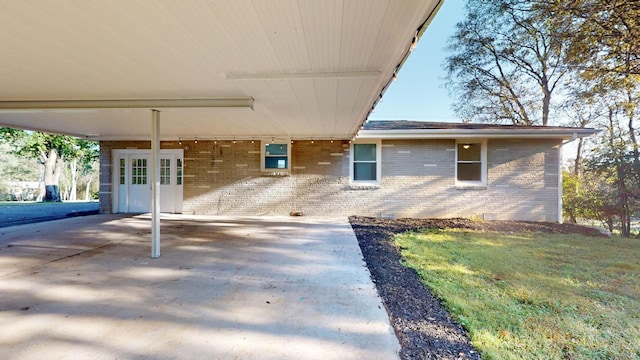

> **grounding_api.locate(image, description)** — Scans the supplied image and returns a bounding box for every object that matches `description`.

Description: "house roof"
[358,120,599,140]
[0,1,443,141]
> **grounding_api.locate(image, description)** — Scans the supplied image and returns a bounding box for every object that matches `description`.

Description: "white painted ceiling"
[0,0,442,141]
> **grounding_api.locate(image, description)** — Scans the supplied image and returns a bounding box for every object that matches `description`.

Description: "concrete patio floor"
[0,214,400,359]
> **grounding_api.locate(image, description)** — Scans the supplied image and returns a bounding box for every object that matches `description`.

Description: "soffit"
[0,0,441,141]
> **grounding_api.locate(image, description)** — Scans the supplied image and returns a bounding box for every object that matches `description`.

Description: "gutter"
[357,128,599,140]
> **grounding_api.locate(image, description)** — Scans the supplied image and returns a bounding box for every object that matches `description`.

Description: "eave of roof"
[0,1,444,141]
[357,121,599,140]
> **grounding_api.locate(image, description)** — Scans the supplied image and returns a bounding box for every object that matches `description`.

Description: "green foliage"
[583,102,640,236]
[0,142,40,181]
[1,128,98,164]
[395,229,639,359]
[563,171,608,224]
[0,128,99,201]
[548,1,640,78]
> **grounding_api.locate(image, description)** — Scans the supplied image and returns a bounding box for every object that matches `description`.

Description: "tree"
[0,142,41,201]
[445,0,640,235]
[584,106,639,236]
[562,170,609,226]
[544,0,640,77]
[547,0,640,236]
[60,140,99,201]
[0,129,99,202]
[560,78,607,174]
[445,0,570,126]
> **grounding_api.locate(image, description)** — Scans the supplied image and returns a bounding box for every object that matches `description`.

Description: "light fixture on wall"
[251,138,255,144]
[194,138,198,144]
[330,138,334,143]
[310,138,314,144]
[409,31,418,52]
[214,138,217,145]
[462,144,471,150]
[233,138,236,144]
[178,138,182,145]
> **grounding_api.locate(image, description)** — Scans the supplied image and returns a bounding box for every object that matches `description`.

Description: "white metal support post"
[151,110,161,258]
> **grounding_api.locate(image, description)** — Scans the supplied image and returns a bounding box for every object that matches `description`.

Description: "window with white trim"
[261,141,290,172]
[350,140,381,184]
[455,140,487,186]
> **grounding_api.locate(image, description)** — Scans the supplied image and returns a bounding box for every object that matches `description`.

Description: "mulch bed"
[349,216,607,359]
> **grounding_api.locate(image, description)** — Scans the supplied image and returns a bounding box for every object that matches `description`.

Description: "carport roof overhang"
[0,0,444,141]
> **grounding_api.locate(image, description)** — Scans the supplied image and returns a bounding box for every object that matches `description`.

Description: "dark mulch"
[349,216,608,360]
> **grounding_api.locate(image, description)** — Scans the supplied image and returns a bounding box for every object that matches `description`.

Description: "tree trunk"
[541,80,551,126]
[574,138,583,176]
[43,148,62,202]
[69,158,77,201]
[84,177,92,201]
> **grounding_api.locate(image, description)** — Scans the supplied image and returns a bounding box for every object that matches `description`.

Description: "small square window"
[262,141,290,171]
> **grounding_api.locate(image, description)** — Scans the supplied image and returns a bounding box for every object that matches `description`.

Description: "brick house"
[99,121,597,222]
[0,2,597,256]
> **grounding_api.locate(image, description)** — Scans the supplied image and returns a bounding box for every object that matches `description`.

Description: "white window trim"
[260,140,291,173]
[350,139,382,185]
[455,139,487,188]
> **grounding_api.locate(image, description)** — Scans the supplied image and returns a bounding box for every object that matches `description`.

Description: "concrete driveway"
[0,214,400,360]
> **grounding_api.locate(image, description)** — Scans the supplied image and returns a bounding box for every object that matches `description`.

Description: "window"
[160,158,171,185]
[131,158,148,185]
[261,141,290,171]
[456,140,487,186]
[350,141,381,184]
[176,158,183,185]
[119,158,125,185]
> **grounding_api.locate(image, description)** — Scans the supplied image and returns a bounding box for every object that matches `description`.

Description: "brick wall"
[99,138,561,221]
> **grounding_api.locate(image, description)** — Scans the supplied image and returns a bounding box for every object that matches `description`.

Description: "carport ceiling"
[0,1,442,141]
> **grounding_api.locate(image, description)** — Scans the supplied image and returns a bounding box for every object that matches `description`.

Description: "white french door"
[113,149,183,213]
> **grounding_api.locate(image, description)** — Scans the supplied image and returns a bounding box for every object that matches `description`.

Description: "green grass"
[394,229,640,359]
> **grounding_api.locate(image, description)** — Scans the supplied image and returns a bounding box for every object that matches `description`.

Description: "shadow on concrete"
[0,214,399,359]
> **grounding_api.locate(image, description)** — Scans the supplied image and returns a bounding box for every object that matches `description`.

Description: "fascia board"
[357,129,599,140]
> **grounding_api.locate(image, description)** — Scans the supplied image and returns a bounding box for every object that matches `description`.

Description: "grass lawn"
[394,229,639,359]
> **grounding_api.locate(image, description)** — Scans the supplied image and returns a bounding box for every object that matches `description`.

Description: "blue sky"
[369,0,465,123]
